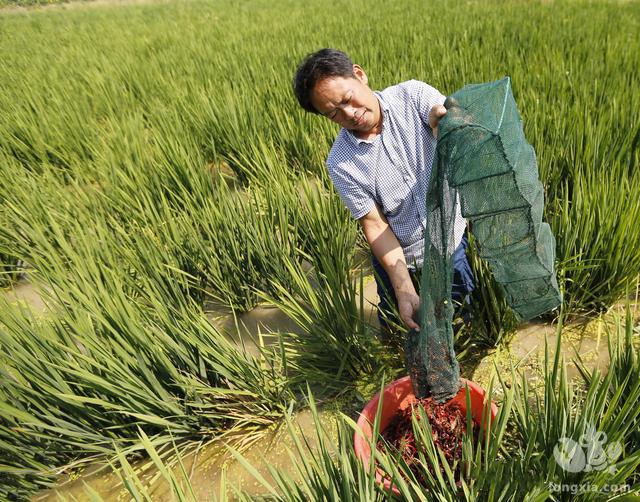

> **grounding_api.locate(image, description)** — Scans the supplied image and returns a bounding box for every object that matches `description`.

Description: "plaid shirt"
[326,80,467,269]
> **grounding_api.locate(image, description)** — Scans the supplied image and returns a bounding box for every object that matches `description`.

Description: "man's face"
[309,65,381,136]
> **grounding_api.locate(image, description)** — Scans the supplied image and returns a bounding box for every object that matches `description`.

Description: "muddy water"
[2,279,49,313]
[207,304,304,358]
[206,272,381,357]
[1,276,380,354]
[472,304,640,398]
[35,407,339,501]
[158,408,339,500]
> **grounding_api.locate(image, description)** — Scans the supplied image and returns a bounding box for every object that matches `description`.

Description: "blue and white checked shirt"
[326,80,467,270]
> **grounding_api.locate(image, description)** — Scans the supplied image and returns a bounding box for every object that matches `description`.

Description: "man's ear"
[352,64,368,86]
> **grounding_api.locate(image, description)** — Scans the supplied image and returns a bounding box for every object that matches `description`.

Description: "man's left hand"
[428,104,447,139]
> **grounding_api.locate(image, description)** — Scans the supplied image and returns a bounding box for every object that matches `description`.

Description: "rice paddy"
[1,0,639,499]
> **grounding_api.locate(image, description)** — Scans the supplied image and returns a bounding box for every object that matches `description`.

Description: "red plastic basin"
[353,376,498,496]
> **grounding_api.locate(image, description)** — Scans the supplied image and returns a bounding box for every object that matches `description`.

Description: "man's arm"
[360,204,420,330]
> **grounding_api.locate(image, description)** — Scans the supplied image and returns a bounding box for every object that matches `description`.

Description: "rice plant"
[0,172,298,497]
[257,173,384,394]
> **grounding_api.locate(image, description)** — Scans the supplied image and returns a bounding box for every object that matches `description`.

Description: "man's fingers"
[401,313,419,331]
[430,104,446,120]
[429,106,446,139]
[407,319,419,330]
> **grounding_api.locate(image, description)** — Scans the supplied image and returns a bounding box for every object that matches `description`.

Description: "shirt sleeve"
[402,80,446,128]
[327,161,375,220]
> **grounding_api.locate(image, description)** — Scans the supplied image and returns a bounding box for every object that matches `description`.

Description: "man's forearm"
[360,205,421,330]
[366,224,416,297]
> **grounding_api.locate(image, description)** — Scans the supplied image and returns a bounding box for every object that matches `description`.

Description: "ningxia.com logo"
[553,423,622,473]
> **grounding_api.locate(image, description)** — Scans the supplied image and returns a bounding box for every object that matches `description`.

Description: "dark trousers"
[372,234,475,331]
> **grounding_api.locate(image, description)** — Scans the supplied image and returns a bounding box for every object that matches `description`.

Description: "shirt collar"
[343,92,389,146]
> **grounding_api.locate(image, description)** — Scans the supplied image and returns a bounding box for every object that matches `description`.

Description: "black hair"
[293,48,355,114]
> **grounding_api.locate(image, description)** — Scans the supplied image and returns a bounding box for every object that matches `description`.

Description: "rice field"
[1,0,639,499]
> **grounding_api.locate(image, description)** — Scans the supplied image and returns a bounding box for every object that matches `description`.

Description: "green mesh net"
[405,77,561,402]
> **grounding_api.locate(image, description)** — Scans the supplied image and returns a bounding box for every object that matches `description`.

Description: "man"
[293,48,474,337]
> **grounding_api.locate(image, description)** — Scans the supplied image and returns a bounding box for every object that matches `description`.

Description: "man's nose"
[342,105,357,120]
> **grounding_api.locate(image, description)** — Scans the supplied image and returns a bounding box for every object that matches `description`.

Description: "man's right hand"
[396,290,420,331]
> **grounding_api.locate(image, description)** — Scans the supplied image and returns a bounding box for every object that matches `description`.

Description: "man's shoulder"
[379,79,430,101]
[379,80,445,121]
[326,128,357,170]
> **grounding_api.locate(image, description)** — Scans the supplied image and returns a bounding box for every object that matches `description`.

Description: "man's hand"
[396,290,420,331]
[428,104,447,139]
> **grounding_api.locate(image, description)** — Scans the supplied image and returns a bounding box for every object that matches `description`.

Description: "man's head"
[293,48,382,136]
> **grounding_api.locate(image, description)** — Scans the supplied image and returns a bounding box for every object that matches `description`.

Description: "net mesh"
[405,77,561,402]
